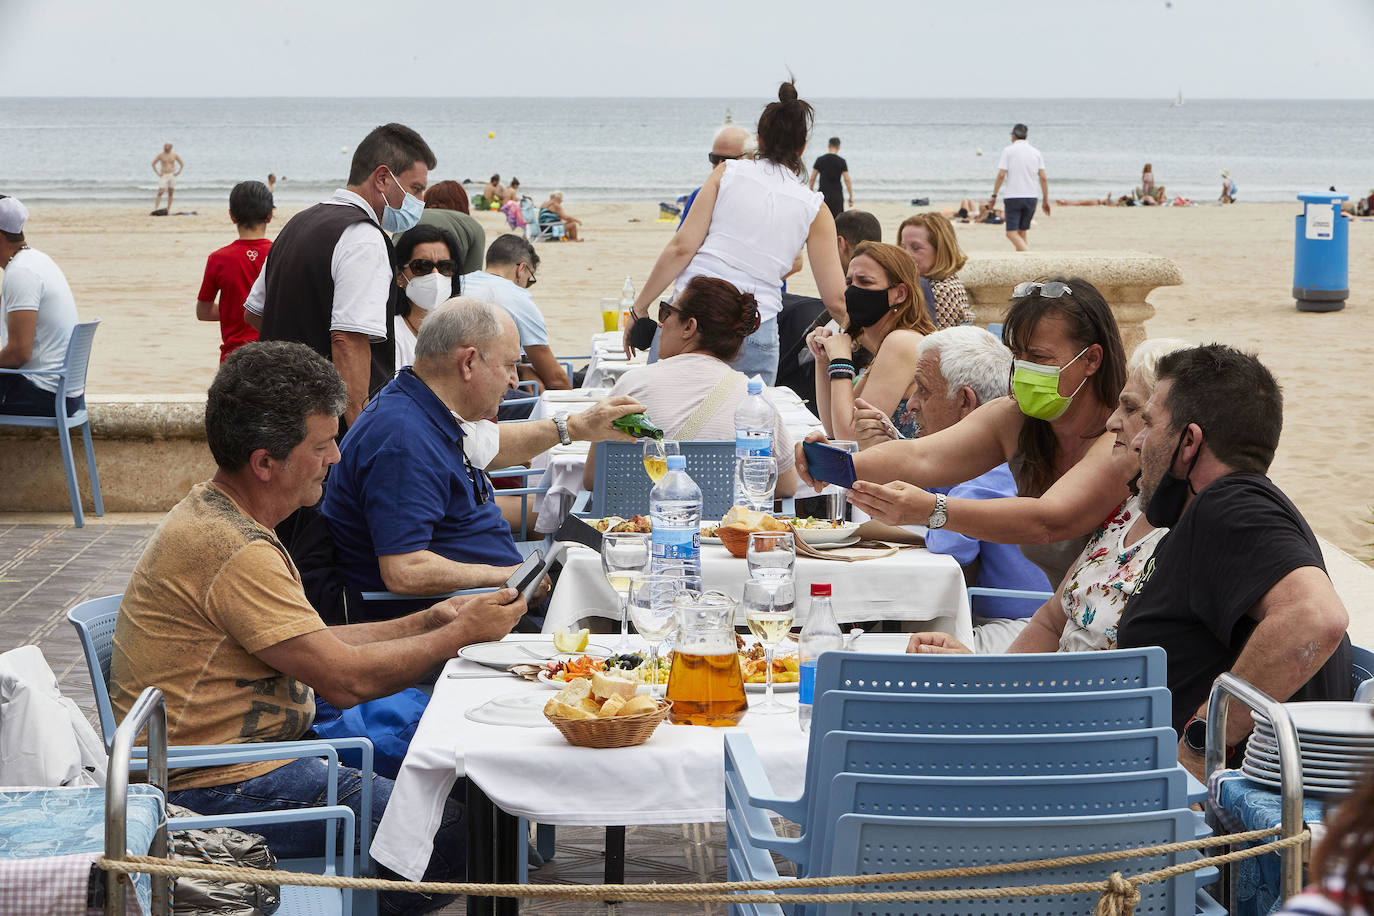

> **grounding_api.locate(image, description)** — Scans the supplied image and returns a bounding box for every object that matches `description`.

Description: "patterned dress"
[930,275,975,328]
[1057,495,1163,652]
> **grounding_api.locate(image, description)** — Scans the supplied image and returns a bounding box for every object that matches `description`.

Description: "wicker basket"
[545,699,672,748]
[717,525,752,557]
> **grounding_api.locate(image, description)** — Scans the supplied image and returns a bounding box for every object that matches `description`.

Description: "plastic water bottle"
[797,583,844,733]
[650,455,702,577]
[620,276,636,330]
[733,379,775,506]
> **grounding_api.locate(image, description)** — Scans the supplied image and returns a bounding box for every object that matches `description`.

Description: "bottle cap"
[747,379,763,394]
[810,583,832,597]
[666,455,686,469]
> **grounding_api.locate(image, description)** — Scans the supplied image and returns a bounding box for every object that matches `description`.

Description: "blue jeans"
[170,756,466,916]
[0,373,84,417]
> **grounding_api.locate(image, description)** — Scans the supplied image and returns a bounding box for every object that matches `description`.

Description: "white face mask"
[405,271,450,310]
[454,415,501,469]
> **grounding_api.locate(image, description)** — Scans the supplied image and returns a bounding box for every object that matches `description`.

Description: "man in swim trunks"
[989,124,1049,251]
[152,143,184,212]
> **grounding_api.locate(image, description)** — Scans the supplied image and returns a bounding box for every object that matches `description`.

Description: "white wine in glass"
[742,579,796,715]
[746,611,795,646]
[642,439,680,483]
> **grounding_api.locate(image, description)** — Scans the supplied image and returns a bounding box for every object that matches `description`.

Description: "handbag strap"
[673,370,745,441]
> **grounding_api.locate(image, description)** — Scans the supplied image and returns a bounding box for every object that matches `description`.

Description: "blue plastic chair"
[0,318,103,526]
[584,439,737,519]
[1351,643,1373,696]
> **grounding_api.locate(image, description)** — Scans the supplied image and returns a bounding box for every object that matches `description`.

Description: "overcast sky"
[2,0,1372,98]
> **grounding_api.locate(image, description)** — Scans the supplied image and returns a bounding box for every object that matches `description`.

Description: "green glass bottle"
[613,412,664,440]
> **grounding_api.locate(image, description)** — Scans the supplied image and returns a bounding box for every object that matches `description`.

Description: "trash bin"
[1293,192,1348,312]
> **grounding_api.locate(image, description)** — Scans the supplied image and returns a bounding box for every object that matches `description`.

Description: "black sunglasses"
[521,262,537,287]
[708,153,741,166]
[406,258,457,278]
[657,300,681,323]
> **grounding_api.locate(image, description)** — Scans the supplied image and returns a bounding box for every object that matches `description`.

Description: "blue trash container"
[1293,192,1348,312]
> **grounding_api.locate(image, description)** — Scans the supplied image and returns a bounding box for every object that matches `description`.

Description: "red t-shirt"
[198,238,271,361]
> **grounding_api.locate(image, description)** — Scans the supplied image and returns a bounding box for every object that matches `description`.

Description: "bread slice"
[597,694,627,717]
[591,671,638,702]
[544,698,597,720]
[552,679,592,705]
[617,694,657,717]
[576,696,603,716]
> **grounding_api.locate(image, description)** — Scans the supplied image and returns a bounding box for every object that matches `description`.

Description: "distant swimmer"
[152,142,184,212]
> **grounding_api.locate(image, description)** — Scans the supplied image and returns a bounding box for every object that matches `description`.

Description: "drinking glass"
[600,297,621,333]
[642,438,680,483]
[746,530,795,591]
[735,456,779,512]
[601,532,650,651]
[627,573,683,697]
[742,579,796,714]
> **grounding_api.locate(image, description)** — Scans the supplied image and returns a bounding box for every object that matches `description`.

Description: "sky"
[2,0,1372,99]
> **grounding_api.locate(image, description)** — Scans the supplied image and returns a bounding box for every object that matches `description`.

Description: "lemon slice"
[552,628,590,654]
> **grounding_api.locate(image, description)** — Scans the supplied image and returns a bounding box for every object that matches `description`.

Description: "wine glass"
[601,532,650,651]
[642,438,680,483]
[746,531,795,591]
[735,456,778,512]
[627,573,683,697]
[742,579,796,714]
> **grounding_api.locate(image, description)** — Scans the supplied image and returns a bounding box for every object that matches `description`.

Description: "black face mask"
[629,315,660,351]
[1144,426,1201,528]
[844,284,893,330]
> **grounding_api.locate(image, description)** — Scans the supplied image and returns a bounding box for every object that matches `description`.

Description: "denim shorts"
[1003,197,1037,232]
[730,317,780,386]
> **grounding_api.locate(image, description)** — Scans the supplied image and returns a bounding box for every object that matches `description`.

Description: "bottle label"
[735,434,773,457]
[798,660,818,705]
[652,526,700,562]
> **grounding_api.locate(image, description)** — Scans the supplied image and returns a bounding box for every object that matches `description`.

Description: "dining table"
[369,632,918,915]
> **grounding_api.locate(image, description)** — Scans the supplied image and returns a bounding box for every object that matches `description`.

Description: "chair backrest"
[66,594,125,745]
[1352,644,1374,696]
[813,647,1167,700]
[590,440,736,520]
[60,319,101,399]
[818,809,1200,916]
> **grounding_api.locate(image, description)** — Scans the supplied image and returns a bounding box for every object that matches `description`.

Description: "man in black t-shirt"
[809,137,853,217]
[1118,344,1351,780]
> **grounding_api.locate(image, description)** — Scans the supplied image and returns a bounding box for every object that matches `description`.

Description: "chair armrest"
[725,810,791,915]
[966,587,1055,601]
[724,732,806,824]
[570,490,591,516]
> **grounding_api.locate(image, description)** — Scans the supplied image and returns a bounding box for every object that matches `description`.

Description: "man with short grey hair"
[322,298,644,620]
[678,124,755,226]
[850,326,1051,650]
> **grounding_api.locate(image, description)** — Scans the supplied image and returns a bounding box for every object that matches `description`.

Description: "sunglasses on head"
[707,153,741,166]
[406,258,457,277]
[1013,281,1073,299]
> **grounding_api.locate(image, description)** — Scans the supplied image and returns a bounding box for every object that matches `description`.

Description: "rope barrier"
[99,824,1309,912]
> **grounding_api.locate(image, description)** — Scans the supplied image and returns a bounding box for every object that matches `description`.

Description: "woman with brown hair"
[806,241,935,440]
[408,180,485,275]
[622,81,847,385]
[897,212,975,328]
[585,276,797,495]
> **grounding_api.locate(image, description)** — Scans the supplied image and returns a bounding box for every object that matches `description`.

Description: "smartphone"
[802,440,858,489]
[504,550,546,603]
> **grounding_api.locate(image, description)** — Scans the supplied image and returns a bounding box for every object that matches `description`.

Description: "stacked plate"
[1242,702,1374,797]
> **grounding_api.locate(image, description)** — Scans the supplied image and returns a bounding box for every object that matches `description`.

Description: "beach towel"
[501,200,527,228]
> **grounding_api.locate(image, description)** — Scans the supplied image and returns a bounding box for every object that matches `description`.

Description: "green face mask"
[1011,346,1090,421]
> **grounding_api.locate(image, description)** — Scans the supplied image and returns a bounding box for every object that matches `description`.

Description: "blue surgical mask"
[381,172,425,233]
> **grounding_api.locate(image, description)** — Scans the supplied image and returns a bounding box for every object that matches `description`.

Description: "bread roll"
[591,671,638,701]
[576,697,604,716]
[544,698,597,720]
[617,694,657,717]
[597,694,627,717]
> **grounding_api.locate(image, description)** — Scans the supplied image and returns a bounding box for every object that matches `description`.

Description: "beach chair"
[531,206,565,241]
[579,439,737,520]
[0,318,103,526]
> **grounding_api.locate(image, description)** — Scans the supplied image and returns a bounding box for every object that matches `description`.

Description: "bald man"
[678,124,755,226]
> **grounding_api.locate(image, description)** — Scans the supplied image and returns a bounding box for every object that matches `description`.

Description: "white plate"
[1240,762,1357,796]
[1248,731,1374,762]
[786,521,862,545]
[746,680,799,693]
[544,390,599,403]
[465,692,550,728]
[1253,723,1374,749]
[598,351,630,362]
[1244,749,1366,779]
[536,670,658,694]
[809,535,862,550]
[1253,702,1374,738]
[701,524,721,544]
[457,641,613,670]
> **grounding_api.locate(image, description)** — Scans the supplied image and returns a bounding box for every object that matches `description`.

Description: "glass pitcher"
[666,589,748,726]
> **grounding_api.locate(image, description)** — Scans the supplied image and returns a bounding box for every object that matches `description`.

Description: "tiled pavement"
[0,519,781,914]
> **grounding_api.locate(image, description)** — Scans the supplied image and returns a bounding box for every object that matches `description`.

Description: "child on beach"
[195,180,273,362]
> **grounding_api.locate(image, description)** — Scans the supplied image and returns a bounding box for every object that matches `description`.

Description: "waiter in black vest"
[245,123,436,429]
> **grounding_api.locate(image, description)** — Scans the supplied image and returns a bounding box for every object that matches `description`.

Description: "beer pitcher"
[665,589,748,726]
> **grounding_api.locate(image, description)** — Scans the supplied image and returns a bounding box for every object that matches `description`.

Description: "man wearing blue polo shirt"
[322,298,643,620]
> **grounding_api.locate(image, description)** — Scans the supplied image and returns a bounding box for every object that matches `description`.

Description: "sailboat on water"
[1172,89,1185,107]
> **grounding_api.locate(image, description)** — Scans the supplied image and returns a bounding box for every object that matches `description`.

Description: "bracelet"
[828,365,856,380]
[827,357,855,370]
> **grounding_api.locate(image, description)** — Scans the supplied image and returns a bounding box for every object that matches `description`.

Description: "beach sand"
[14,200,1374,564]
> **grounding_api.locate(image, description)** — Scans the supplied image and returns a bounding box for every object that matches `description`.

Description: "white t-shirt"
[243,189,391,340]
[677,158,823,322]
[0,248,80,394]
[609,353,795,472]
[459,271,550,348]
[996,140,1046,199]
[393,316,417,369]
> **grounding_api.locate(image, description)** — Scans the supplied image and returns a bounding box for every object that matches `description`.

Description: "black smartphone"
[504,550,546,603]
[802,440,858,489]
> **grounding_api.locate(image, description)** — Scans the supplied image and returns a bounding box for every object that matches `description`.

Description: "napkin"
[790,535,903,563]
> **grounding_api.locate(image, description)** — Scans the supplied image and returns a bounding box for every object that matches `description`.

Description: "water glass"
[735,455,779,512]
[601,532,650,651]
[742,579,796,714]
[746,530,795,590]
[627,573,683,696]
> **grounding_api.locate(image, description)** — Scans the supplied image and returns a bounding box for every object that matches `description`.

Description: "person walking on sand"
[989,124,1049,252]
[152,143,184,212]
[1219,169,1237,204]
[809,137,853,217]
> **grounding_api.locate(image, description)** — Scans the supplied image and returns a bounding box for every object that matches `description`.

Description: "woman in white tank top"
[622,81,848,385]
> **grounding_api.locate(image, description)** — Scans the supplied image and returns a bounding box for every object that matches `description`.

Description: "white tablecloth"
[582,331,645,389]
[369,633,856,881]
[543,543,973,644]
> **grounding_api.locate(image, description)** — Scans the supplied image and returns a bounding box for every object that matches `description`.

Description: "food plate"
[537,670,659,694]
[746,680,799,694]
[701,523,721,544]
[464,692,551,728]
[457,641,612,670]
[784,519,863,545]
[809,535,862,550]
[1253,702,1374,739]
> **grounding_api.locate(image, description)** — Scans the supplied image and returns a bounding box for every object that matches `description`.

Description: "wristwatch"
[927,493,948,530]
[552,413,572,446]
[1183,715,1237,759]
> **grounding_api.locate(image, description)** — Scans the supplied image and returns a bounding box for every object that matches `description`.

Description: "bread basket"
[716,525,753,558]
[545,699,673,748]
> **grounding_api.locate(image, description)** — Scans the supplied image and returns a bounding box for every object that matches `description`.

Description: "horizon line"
[4,94,1374,102]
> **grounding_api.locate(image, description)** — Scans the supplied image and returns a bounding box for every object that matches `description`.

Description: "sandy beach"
[12,199,1373,564]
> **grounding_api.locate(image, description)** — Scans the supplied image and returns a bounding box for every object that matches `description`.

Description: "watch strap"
[553,414,572,446]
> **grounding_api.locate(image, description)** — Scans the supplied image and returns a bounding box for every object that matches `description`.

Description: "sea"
[2,97,1372,207]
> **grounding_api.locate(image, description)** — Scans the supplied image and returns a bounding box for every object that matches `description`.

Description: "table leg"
[603,825,626,904]
[466,782,496,916]
[493,807,521,916]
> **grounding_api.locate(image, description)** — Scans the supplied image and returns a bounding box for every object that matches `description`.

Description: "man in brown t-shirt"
[109,341,525,914]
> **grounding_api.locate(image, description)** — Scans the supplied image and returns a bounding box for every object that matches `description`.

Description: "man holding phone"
[323,298,645,621]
